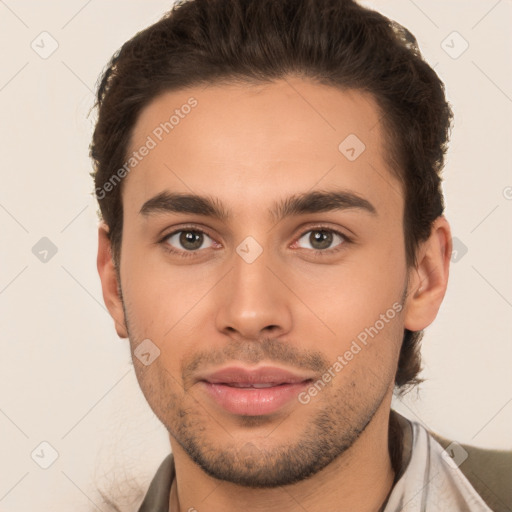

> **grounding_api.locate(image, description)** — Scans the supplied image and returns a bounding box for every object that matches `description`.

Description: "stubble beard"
[118,277,401,488]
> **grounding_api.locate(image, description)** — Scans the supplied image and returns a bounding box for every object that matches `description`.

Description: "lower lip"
[201,381,310,416]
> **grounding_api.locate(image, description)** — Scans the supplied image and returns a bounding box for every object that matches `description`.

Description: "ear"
[403,216,452,331]
[97,222,128,339]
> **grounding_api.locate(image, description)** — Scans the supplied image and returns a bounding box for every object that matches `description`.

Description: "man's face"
[116,78,410,486]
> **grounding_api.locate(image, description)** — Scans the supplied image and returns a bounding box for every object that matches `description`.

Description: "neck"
[170,405,402,512]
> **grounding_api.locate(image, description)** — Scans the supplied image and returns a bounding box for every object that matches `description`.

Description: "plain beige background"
[0,0,511,510]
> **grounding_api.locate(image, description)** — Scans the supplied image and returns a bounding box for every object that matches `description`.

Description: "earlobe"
[403,216,452,332]
[97,223,128,339]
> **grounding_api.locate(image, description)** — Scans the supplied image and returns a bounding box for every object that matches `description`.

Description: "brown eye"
[296,229,345,252]
[165,230,213,252]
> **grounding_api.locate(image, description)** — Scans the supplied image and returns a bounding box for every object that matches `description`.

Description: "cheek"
[120,253,222,386]
[294,247,404,324]
[120,240,208,334]
[306,288,404,375]
[291,247,406,366]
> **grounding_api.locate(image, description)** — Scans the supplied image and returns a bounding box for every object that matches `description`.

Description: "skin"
[97,77,452,512]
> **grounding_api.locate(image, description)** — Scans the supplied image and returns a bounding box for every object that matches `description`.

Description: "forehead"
[123,78,402,218]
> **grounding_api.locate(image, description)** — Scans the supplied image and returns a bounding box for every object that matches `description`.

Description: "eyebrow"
[139,189,377,222]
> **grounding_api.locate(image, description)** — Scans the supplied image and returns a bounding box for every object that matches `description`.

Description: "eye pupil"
[180,231,203,250]
[310,230,333,250]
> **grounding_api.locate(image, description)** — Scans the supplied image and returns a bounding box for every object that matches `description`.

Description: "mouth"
[219,382,294,388]
[197,366,314,416]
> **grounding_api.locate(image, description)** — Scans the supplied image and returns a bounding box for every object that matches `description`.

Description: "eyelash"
[158,224,352,259]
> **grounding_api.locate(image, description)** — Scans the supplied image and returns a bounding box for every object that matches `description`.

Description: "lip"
[197,365,313,416]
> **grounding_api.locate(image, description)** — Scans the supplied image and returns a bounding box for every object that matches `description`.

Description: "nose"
[214,242,293,341]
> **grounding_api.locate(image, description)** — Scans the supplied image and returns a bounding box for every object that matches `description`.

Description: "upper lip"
[197,365,314,386]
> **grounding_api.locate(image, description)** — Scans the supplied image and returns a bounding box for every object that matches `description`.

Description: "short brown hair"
[90,0,453,390]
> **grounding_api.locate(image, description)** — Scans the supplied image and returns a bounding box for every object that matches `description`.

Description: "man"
[91,0,512,510]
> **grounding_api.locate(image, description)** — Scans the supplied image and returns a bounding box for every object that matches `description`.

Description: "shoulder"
[429,430,512,512]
